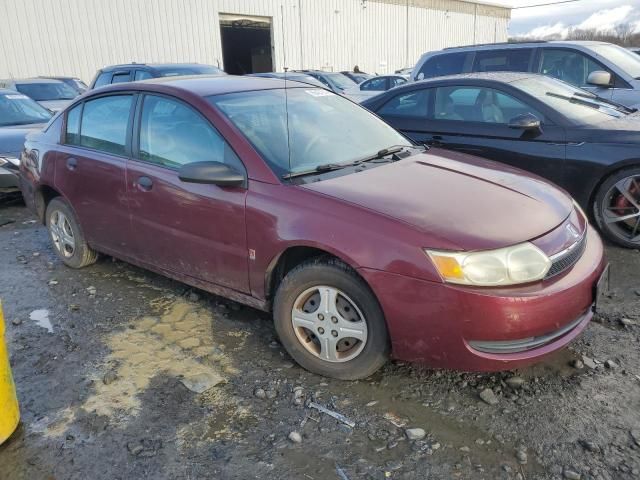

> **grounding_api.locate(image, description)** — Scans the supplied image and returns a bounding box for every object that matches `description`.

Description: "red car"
[20,76,607,380]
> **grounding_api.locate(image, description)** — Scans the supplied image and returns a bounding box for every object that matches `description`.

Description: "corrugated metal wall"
[0,0,509,82]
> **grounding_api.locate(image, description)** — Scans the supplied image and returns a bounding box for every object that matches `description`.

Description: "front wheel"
[593,167,640,248]
[273,258,389,380]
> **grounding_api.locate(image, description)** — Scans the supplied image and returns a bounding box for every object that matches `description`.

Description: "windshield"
[513,76,628,123]
[324,73,357,90]
[209,88,409,177]
[159,66,224,77]
[16,82,78,101]
[0,92,52,126]
[589,44,640,79]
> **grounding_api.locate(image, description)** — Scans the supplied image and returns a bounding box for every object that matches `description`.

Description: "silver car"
[0,78,79,112]
[412,41,640,107]
[0,89,51,193]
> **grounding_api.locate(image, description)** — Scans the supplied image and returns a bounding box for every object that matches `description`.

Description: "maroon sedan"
[19,76,607,380]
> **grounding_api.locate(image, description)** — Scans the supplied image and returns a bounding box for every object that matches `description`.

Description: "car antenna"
[281,4,292,176]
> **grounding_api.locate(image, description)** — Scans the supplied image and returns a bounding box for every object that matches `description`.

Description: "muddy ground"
[0,197,638,480]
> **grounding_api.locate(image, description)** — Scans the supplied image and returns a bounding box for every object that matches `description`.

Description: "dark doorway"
[220,14,273,75]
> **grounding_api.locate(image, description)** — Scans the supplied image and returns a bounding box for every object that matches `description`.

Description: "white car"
[343,75,407,103]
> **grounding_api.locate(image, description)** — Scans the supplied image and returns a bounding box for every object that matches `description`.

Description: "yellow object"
[0,301,20,444]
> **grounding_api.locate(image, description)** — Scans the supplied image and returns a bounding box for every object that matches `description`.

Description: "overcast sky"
[489,0,640,37]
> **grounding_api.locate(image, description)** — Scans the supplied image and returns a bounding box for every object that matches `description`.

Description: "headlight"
[425,242,551,286]
[0,156,20,167]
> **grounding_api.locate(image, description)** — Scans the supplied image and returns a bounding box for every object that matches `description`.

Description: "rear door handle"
[137,176,153,191]
[66,157,77,171]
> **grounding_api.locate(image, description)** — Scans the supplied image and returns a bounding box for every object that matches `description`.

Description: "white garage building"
[0,0,511,82]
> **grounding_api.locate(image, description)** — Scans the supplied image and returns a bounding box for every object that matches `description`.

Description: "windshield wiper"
[282,146,408,179]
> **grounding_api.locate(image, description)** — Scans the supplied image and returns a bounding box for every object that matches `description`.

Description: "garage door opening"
[220,14,273,75]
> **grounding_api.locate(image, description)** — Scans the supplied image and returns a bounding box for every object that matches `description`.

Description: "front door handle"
[66,157,77,171]
[425,136,444,147]
[137,176,153,191]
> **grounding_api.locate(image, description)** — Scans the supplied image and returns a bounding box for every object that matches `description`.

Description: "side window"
[361,77,387,91]
[434,86,543,124]
[379,89,430,118]
[138,95,244,173]
[473,49,533,73]
[417,52,470,80]
[93,72,111,88]
[65,104,82,145]
[79,95,133,155]
[134,70,153,81]
[540,49,612,87]
[111,72,131,84]
[391,77,407,88]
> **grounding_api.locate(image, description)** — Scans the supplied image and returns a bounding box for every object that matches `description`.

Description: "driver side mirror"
[178,161,245,187]
[587,70,612,87]
[508,113,541,131]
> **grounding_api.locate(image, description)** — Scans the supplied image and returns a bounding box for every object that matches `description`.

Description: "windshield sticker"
[305,89,333,97]
[4,94,30,100]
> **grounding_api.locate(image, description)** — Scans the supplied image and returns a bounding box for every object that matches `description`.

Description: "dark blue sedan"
[362,72,640,248]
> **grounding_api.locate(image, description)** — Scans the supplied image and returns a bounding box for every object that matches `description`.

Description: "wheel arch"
[264,244,367,304]
[588,159,640,214]
[34,183,63,224]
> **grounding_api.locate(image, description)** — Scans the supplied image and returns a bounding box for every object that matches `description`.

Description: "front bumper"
[359,225,606,371]
[0,166,19,191]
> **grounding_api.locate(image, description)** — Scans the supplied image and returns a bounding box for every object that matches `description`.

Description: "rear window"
[66,95,133,156]
[416,52,470,80]
[157,65,224,77]
[93,72,111,88]
[15,82,78,101]
[0,92,52,127]
[473,49,533,73]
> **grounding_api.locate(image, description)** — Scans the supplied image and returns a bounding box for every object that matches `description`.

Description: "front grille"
[545,234,587,280]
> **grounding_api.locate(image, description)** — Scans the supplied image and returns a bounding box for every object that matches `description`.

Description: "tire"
[273,257,389,380]
[593,167,640,249]
[45,197,98,268]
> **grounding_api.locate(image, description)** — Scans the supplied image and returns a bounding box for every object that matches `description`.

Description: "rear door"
[125,93,250,292]
[55,94,135,254]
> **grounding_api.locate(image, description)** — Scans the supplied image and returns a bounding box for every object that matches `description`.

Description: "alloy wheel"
[602,175,640,245]
[49,210,76,258]
[291,285,368,363]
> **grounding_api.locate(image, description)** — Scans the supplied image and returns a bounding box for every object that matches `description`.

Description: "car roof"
[439,40,612,53]
[99,63,216,72]
[0,78,66,85]
[417,71,539,84]
[97,74,312,97]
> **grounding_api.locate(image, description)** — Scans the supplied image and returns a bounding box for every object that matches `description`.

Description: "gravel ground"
[0,197,639,480]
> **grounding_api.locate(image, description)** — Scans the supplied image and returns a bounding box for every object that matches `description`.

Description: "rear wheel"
[593,167,640,248]
[273,258,389,380]
[45,198,97,268]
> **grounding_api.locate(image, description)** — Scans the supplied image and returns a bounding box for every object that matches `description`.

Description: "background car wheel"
[593,167,640,248]
[45,197,98,268]
[273,257,389,380]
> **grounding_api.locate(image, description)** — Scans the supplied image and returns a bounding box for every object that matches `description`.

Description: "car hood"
[574,111,640,142]
[301,149,573,251]
[0,124,45,157]
[38,99,72,112]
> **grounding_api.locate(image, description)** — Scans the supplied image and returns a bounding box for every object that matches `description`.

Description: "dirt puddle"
[33,298,243,437]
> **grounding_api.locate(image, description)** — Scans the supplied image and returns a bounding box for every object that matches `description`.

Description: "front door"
[413,85,566,187]
[55,94,134,254]
[126,94,250,292]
